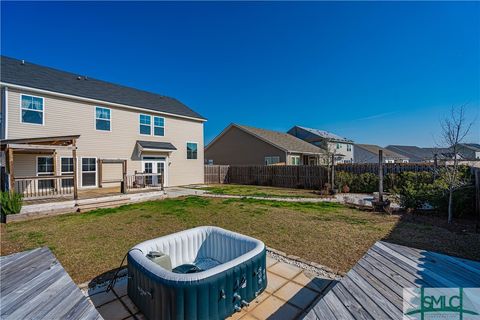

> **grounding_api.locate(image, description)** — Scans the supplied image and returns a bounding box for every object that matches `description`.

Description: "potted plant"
[0,191,23,223]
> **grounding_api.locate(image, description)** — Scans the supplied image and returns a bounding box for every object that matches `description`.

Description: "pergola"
[1,135,80,199]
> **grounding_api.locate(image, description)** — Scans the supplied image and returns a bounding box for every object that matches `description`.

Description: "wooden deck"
[0,247,102,320]
[304,241,480,319]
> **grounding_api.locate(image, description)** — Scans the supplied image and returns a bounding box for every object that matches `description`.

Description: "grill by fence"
[125,173,164,191]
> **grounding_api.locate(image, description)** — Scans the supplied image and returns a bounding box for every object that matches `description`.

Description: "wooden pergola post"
[98,159,103,188]
[121,160,127,194]
[72,139,78,200]
[7,148,14,193]
[52,151,58,191]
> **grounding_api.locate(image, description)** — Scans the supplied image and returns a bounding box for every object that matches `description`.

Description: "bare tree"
[439,105,473,224]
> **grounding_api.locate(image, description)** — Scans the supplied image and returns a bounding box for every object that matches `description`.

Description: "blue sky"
[1,1,479,146]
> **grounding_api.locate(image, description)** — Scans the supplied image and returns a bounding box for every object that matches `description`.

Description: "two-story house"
[0,56,206,199]
[287,126,354,164]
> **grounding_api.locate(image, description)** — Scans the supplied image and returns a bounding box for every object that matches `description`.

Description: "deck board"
[0,247,102,320]
[304,241,480,319]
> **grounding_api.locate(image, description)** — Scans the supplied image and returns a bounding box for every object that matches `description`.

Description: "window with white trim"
[187,142,198,159]
[37,157,54,189]
[139,114,151,135]
[81,158,96,187]
[265,156,280,165]
[95,107,111,131]
[347,144,352,151]
[153,116,165,136]
[61,157,74,188]
[291,155,301,165]
[21,95,44,124]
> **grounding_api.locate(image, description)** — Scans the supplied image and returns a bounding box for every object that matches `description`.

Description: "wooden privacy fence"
[205,165,328,189]
[204,165,230,184]
[336,163,436,174]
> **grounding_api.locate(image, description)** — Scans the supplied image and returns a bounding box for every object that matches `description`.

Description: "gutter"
[0,82,207,123]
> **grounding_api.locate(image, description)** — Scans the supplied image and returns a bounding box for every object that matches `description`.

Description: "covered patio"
[1,136,165,201]
[1,135,80,200]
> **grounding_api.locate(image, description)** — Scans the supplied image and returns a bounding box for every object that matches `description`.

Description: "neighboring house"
[386,145,449,162]
[386,145,468,163]
[354,144,409,163]
[287,126,354,164]
[205,124,325,165]
[0,56,206,198]
[457,143,480,160]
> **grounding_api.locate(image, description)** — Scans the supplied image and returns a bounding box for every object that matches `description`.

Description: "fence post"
[331,154,335,191]
[475,169,479,233]
[378,150,383,202]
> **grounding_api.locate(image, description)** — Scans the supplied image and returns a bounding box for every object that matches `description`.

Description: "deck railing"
[125,173,163,191]
[14,175,75,200]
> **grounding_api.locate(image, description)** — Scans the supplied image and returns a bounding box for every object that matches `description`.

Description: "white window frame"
[80,157,98,188]
[139,114,152,136]
[265,156,280,165]
[94,106,112,132]
[20,94,45,126]
[141,155,169,187]
[347,144,352,152]
[291,155,301,165]
[60,157,74,175]
[186,141,198,160]
[36,156,54,176]
[36,156,54,190]
[153,116,165,137]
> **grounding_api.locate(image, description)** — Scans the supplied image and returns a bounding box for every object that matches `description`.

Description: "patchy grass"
[198,184,322,198]
[2,196,479,284]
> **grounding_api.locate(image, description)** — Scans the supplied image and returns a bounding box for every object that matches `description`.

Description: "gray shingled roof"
[236,124,325,154]
[295,126,353,143]
[355,144,408,159]
[136,141,177,150]
[461,143,480,151]
[1,56,205,120]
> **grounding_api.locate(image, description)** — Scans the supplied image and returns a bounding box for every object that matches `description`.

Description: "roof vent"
[21,60,25,65]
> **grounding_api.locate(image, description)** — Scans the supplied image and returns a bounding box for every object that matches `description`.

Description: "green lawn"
[197,184,323,198]
[2,196,479,284]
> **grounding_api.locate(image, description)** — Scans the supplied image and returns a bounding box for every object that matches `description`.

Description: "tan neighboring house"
[205,124,325,165]
[0,56,206,199]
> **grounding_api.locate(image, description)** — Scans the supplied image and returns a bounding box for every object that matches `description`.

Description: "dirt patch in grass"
[2,196,479,284]
[198,184,323,198]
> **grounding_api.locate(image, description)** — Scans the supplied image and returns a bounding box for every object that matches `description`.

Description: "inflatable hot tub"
[127,226,267,320]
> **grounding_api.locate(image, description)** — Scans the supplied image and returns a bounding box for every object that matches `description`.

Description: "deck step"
[77,199,132,212]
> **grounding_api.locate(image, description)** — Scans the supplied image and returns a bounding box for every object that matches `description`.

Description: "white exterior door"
[142,157,167,187]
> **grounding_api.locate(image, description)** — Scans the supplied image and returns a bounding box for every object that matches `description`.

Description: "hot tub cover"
[128,226,267,320]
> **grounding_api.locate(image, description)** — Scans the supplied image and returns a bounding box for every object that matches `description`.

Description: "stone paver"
[269,262,303,279]
[84,259,333,320]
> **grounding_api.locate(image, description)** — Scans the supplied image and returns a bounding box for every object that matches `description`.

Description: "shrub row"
[335,167,475,217]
